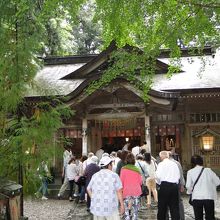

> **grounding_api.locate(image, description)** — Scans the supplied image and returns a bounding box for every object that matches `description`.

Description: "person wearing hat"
[87,156,125,219]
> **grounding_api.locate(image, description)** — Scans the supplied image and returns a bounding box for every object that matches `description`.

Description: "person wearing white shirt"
[186,155,220,220]
[144,153,158,208]
[67,158,77,201]
[156,151,180,220]
[135,154,149,181]
[67,157,83,201]
[135,154,149,207]
[122,142,130,151]
[57,147,72,199]
[110,151,120,173]
[87,156,125,219]
[95,147,104,161]
[83,152,94,171]
[132,145,141,157]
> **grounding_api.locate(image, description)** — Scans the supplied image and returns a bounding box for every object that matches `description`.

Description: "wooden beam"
[87,102,145,111]
[86,111,145,119]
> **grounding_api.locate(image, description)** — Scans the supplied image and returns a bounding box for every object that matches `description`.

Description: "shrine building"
[26,43,220,174]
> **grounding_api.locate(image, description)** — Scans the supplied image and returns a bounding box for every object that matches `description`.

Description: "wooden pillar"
[145,115,151,153]
[82,118,88,155]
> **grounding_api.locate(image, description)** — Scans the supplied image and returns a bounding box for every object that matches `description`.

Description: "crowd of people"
[36,141,220,220]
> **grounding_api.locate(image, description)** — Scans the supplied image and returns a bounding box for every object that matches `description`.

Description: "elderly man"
[87,156,124,220]
[168,151,185,220]
[156,151,180,220]
[83,152,95,171]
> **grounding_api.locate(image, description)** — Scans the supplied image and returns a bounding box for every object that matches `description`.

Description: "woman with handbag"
[186,155,220,220]
[135,154,149,206]
[144,152,158,208]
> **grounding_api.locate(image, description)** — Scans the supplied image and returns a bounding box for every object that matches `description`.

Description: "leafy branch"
[178,0,220,9]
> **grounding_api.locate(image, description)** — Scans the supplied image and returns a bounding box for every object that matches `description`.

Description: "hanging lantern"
[193,126,220,153]
[200,134,214,151]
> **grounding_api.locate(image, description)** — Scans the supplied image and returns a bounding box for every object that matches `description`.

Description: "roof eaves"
[158,47,213,58]
[43,54,98,65]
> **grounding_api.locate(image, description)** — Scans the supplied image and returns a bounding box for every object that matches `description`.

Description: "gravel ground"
[24,197,73,220]
[24,193,220,220]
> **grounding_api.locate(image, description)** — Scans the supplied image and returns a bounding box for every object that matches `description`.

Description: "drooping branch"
[179,0,220,9]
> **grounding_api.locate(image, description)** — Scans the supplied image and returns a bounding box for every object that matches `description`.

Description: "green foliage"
[71,1,103,54]
[0,0,41,112]
[88,0,220,100]
[0,0,75,193]
[39,0,102,55]
[87,48,154,102]
[95,0,219,49]
[0,100,73,193]
[1,0,220,194]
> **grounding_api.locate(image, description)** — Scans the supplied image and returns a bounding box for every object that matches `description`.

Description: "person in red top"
[120,153,142,220]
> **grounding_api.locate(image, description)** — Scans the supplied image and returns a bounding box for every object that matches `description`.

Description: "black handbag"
[75,176,86,186]
[137,162,149,196]
[189,167,204,206]
[141,184,149,196]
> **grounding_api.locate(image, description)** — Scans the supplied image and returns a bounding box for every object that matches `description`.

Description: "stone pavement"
[24,193,220,220]
[67,194,220,220]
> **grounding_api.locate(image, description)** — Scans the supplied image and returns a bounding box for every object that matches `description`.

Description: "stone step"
[47,177,69,199]
[48,184,62,190]
[47,177,82,199]
[47,188,70,199]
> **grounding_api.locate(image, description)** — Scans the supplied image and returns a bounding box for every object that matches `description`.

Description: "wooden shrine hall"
[26,43,220,174]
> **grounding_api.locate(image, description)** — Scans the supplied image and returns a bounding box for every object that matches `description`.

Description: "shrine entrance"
[102,136,141,153]
[64,79,180,155]
[88,117,145,153]
[152,124,182,156]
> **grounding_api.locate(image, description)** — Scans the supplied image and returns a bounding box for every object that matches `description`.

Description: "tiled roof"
[153,52,220,92]
[26,64,84,97]
[27,51,220,98]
